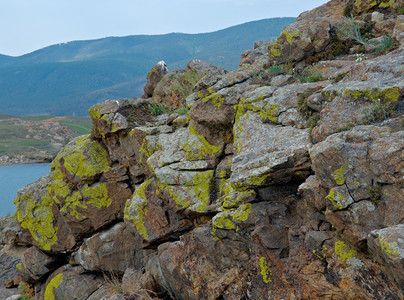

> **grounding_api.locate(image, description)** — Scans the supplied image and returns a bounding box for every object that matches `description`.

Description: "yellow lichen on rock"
[15,193,58,251]
[334,241,357,262]
[44,273,63,300]
[259,257,272,284]
[124,179,153,240]
[51,135,110,181]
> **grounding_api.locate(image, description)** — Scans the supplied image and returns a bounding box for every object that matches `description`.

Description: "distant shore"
[0,155,52,166]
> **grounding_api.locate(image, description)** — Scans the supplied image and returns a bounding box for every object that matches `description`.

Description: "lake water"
[0,163,50,217]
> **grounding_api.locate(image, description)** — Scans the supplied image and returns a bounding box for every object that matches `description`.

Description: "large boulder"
[76,222,142,273]
[310,125,404,247]
[269,0,347,64]
[14,135,132,252]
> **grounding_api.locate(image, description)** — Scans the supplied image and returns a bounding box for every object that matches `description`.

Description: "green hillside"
[0,18,294,116]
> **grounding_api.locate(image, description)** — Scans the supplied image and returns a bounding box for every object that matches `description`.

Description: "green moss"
[52,135,110,181]
[334,164,347,185]
[44,273,63,300]
[259,257,272,284]
[124,179,153,240]
[334,241,357,262]
[379,235,400,258]
[16,263,22,270]
[182,124,222,161]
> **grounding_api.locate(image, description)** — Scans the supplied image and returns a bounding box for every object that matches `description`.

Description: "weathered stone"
[124,180,193,242]
[298,175,328,211]
[393,15,404,45]
[371,11,385,22]
[155,226,250,300]
[143,61,168,98]
[270,74,295,87]
[269,0,347,63]
[21,246,58,281]
[0,246,26,288]
[14,136,132,253]
[239,40,271,66]
[368,224,404,290]
[76,223,140,273]
[304,230,333,251]
[41,265,103,300]
[310,125,404,246]
[232,112,311,189]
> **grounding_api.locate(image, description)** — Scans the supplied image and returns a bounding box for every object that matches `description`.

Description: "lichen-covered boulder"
[142,61,168,98]
[41,265,103,300]
[310,125,404,247]
[14,135,132,252]
[124,179,193,243]
[269,0,347,64]
[368,224,404,289]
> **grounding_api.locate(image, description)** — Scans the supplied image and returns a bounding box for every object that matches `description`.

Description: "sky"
[0,0,329,56]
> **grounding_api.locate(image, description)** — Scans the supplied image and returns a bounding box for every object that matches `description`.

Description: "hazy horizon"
[0,0,328,56]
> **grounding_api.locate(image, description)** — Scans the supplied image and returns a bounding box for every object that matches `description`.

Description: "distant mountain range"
[0,17,294,116]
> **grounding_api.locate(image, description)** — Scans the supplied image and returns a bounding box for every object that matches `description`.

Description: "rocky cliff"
[1,0,403,299]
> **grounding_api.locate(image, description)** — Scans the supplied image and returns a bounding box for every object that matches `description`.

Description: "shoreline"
[0,156,53,166]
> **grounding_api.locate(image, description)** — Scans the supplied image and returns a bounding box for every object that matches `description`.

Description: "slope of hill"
[0,115,91,165]
[0,18,294,116]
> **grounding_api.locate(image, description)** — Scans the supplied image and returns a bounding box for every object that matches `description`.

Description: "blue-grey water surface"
[0,163,50,217]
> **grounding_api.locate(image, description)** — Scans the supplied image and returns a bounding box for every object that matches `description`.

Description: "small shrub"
[103,271,124,295]
[307,113,320,129]
[173,107,188,115]
[370,35,394,54]
[146,103,171,116]
[370,184,383,205]
[281,61,294,75]
[268,64,284,75]
[335,16,369,45]
[364,99,397,123]
[299,72,325,83]
[298,89,314,118]
[18,282,35,300]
